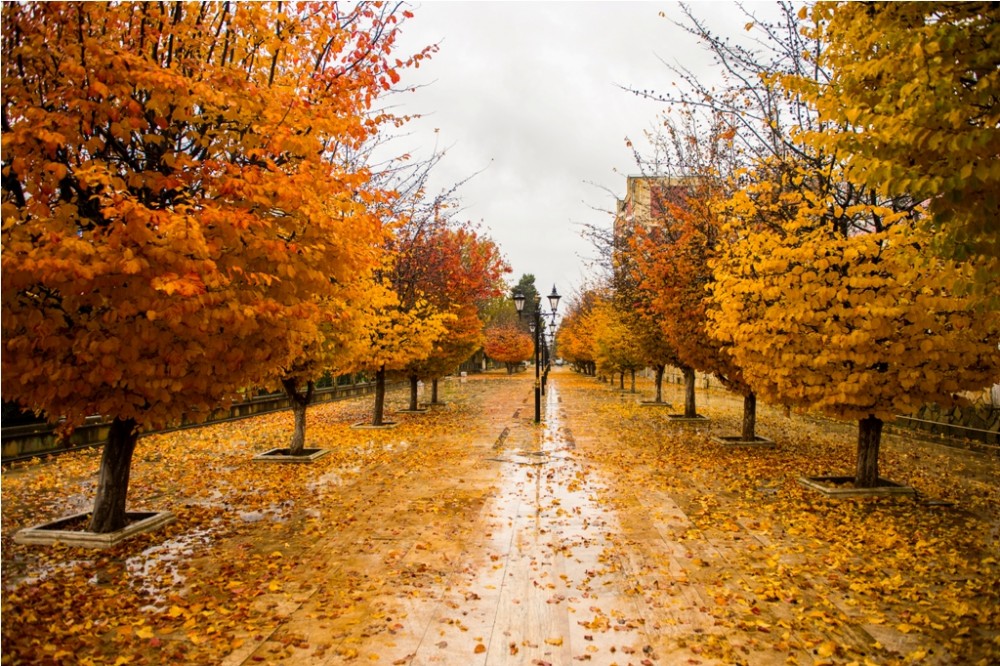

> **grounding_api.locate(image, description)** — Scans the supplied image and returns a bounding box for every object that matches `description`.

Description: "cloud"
[386,1,772,299]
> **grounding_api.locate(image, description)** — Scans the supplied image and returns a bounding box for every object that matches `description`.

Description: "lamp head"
[548,285,561,313]
[512,289,525,314]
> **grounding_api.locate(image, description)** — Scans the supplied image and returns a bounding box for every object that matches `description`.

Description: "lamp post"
[513,285,560,423]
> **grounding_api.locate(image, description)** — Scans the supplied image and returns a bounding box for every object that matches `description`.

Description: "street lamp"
[512,285,561,423]
[548,285,561,313]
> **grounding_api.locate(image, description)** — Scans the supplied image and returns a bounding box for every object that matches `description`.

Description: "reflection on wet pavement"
[283,377,665,665]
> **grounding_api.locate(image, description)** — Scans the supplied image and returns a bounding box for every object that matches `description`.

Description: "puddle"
[126,525,215,610]
[307,466,360,492]
[4,557,90,592]
[238,500,296,524]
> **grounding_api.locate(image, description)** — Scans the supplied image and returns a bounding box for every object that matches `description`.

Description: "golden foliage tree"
[555,289,602,377]
[589,296,644,391]
[356,276,449,426]
[800,2,1000,260]
[1,2,427,530]
[710,158,1000,487]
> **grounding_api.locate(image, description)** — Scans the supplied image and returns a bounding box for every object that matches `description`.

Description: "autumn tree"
[555,288,602,376]
[585,199,682,402]
[277,291,378,455]
[411,305,483,404]
[355,273,449,426]
[1,2,427,531]
[396,224,509,409]
[627,112,763,435]
[711,157,1000,486]
[629,2,999,482]
[589,296,643,391]
[611,184,696,411]
[801,2,1000,262]
[484,325,533,374]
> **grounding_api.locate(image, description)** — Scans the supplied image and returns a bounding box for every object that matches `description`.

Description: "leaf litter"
[1,371,998,665]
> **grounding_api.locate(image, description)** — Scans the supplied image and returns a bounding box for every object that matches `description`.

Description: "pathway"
[220,372,697,665]
[6,368,997,664]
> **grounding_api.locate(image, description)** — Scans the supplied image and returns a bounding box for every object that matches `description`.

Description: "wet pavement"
[3,368,999,665]
[214,376,668,665]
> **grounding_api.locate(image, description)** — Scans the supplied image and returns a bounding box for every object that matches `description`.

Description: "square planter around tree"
[639,401,673,408]
[351,422,399,429]
[253,448,331,463]
[712,435,776,447]
[797,476,917,497]
[13,511,176,549]
[668,414,710,422]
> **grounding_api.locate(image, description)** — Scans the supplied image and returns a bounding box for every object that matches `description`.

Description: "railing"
[653,367,1000,447]
[889,415,999,448]
[1,380,401,463]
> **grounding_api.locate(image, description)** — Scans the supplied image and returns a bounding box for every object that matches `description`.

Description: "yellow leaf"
[135,626,154,640]
[816,641,836,657]
[544,637,563,646]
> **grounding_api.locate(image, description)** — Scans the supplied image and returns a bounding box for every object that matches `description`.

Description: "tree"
[410,304,484,404]
[587,193,683,402]
[356,274,449,425]
[589,296,643,391]
[1,2,427,531]
[277,272,383,455]
[555,288,602,376]
[397,224,508,409]
[512,274,540,331]
[405,226,510,409]
[710,157,1000,486]
[484,325,533,374]
[800,2,1000,262]
[623,1,999,483]
[628,113,760,434]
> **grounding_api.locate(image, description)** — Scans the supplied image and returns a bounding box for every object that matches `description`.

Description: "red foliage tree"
[484,325,534,374]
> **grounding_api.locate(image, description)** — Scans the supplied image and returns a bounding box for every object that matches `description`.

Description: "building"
[613,175,698,238]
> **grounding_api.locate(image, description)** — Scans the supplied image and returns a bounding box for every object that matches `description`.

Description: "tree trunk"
[855,415,883,488]
[282,378,314,455]
[373,366,387,426]
[682,365,697,418]
[408,374,419,410]
[654,365,665,402]
[741,392,757,441]
[618,372,624,390]
[630,368,636,393]
[89,417,139,533]
[431,378,440,404]
[506,363,514,375]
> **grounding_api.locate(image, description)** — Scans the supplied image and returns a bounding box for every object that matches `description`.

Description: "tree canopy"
[800,2,1000,260]
[1,1,430,529]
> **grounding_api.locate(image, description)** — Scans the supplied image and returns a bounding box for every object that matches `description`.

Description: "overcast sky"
[386,1,776,307]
